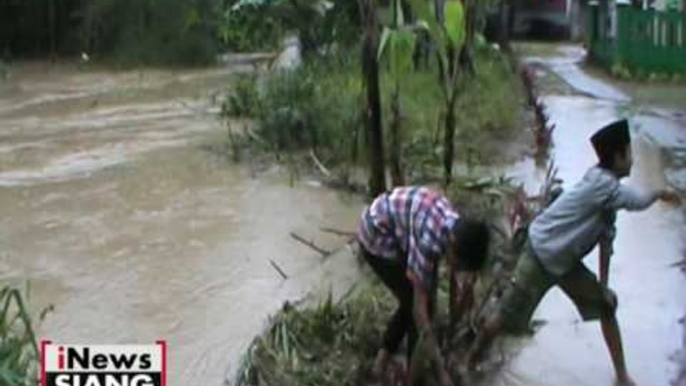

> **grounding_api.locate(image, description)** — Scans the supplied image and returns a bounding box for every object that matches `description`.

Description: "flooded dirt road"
[484,46,686,386]
[0,63,364,386]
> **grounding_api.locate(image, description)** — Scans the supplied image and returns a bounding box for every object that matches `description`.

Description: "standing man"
[468,119,681,386]
[358,187,491,386]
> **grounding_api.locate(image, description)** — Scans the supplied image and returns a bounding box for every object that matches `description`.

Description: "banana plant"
[408,0,466,186]
[377,0,416,187]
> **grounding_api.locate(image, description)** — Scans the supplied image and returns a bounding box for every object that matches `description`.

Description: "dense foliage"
[0,0,359,65]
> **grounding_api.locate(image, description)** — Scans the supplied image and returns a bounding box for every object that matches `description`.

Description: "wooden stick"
[269,259,289,280]
[319,227,356,237]
[290,232,331,257]
[246,128,267,145]
[309,148,332,177]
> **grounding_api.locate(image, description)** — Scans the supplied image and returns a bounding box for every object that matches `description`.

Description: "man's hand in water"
[658,190,681,206]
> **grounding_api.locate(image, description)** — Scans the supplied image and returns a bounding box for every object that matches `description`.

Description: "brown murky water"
[2,50,683,386]
[0,62,364,386]
[486,48,686,386]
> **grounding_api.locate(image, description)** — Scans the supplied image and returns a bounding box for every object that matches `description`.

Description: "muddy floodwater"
[0,63,364,386]
[483,47,686,386]
[1,47,684,386]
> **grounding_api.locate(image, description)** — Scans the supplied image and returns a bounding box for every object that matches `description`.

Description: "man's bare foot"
[372,349,390,378]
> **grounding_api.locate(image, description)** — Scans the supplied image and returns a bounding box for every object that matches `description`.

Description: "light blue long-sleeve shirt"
[529,166,658,276]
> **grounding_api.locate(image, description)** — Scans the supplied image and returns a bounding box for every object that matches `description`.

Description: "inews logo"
[41,341,167,386]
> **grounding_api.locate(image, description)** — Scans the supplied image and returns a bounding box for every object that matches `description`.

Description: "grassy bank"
[220,43,529,184]
[234,284,394,386]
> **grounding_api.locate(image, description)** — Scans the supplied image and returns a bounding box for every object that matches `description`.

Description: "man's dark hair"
[453,217,490,272]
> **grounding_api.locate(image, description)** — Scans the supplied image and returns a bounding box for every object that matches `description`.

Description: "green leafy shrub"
[221,0,359,55]
[223,76,263,117]
[218,3,284,52]
[259,71,318,150]
[222,53,363,165]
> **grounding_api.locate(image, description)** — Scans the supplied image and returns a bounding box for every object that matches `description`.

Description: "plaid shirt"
[358,187,460,290]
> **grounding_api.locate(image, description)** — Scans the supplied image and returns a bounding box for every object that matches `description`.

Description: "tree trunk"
[459,0,476,75]
[361,0,386,198]
[498,0,513,54]
[458,47,474,76]
[412,28,430,70]
[400,0,414,23]
[390,89,404,187]
[443,88,461,187]
[443,96,456,187]
[434,0,445,23]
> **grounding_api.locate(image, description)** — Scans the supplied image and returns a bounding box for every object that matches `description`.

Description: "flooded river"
[1,47,683,386]
[483,46,686,386]
[0,62,364,385]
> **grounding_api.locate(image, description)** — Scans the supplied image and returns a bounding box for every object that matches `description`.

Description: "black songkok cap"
[590,119,631,165]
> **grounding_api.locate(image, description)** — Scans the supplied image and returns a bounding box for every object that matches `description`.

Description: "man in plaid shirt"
[358,187,490,386]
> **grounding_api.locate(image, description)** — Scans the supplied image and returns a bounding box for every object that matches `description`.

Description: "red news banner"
[41,342,167,386]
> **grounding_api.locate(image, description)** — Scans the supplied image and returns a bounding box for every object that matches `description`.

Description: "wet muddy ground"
[0,62,364,386]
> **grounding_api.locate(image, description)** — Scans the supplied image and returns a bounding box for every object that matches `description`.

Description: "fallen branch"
[319,227,357,238]
[247,130,267,145]
[309,149,332,178]
[269,259,289,280]
[290,232,331,257]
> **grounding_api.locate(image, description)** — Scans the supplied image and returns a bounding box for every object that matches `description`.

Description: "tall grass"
[453,47,525,161]
[0,285,40,386]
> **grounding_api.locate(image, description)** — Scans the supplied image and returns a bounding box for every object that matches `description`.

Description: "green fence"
[588,5,686,73]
